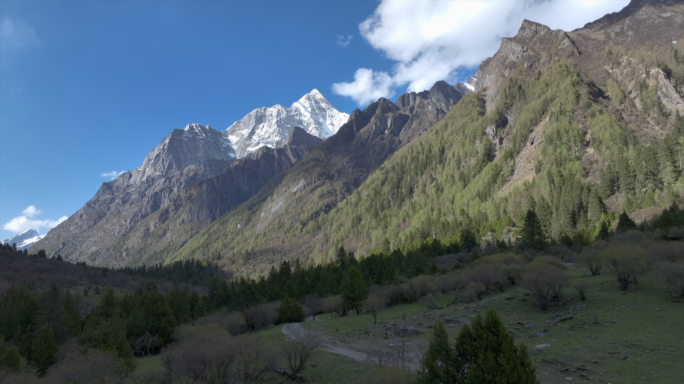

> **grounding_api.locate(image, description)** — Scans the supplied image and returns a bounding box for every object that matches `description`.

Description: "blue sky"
[0,0,630,241]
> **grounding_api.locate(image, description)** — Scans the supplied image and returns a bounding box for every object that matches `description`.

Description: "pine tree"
[417,309,537,384]
[416,321,463,384]
[336,246,348,270]
[597,220,611,240]
[520,209,546,250]
[616,211,636,233]
[457,309,537,383]
[459,229,477,252]
[32,324,57,375]
[340,267,368,315]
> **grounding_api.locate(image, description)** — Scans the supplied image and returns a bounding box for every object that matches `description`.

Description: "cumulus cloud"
[332,68,394,106]
[100,170,125,180]
[336,34,354,47]
[333,0,630,105]
[3,206,67,234]
[22,205,42,218]
[0,17,40,68]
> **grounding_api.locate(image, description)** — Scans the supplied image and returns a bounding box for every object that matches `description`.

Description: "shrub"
[279,296,305,324]
[462,282,486,303]
[195,310,246,336]
[580,250,603,276]
[659,262,684,298]
[600,246,648,290]
[364,295,385,325]
[573,281,590,301]
[244,302,279,330]
[522,265,567,310]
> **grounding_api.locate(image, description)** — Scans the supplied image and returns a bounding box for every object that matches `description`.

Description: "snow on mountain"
[4,229,46,251]
[226,89,350,158]
[465,75,477,92]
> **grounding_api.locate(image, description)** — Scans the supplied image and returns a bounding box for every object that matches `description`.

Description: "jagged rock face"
[474,20,580,111]
[581,0,684,48]
[395,80,471,143]
[113,128,323,267]
[133,123,235,183]
[227,89,349,158]
[33,124,237,264]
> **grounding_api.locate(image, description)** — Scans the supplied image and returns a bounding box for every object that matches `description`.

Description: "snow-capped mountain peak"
[3,229,45,251]
[226,90,350,158]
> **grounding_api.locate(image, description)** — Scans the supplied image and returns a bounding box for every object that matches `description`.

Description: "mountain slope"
[104,128,323,267]
[175,0,684,275]
[227,89,349,158]
[33,123,237,264]
[172,81,470,274]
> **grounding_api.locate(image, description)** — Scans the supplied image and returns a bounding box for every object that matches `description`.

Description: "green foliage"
[606,78,626,106]
[0,345,21,372]
[416,321,462,384]
[32,324,57,375]
[417,309,537,384]
[279,296,305,323]
[126,287,177,350]
[341,267,368,314]
[616,211,636,233]
[520,209,546,250]
[653,203,684,229]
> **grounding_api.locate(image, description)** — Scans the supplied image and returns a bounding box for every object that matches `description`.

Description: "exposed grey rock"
[394,325,423,338]
[33,123,237,265]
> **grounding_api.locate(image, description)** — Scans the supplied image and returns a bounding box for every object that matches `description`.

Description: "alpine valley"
[34,0,684,279]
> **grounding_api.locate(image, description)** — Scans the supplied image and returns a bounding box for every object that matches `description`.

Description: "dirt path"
[281,323,368,363]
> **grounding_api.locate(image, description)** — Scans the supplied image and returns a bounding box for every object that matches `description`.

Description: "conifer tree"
[340,266,367,315]
[616,211,636,233]
[597,220,611,240]
[457,309,537,383]
[417,310,537,384]
[336,246,348,270]
[520,209,546,250]
[417,321,462,384]
[459,229,477,252]
[32,324,57,375]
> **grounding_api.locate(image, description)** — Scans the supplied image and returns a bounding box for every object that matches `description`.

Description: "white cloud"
[332,68,394,106]
[100,170,125,180]
[3,206,67,234]
[333,0,630,105]
[336,34,354,47]
[0,17,40,68]
[22,205,42,218]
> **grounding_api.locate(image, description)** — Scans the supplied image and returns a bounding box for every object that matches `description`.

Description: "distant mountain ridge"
[172,80,470,275]
[3,229,44,251]
[227,89,349,158]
